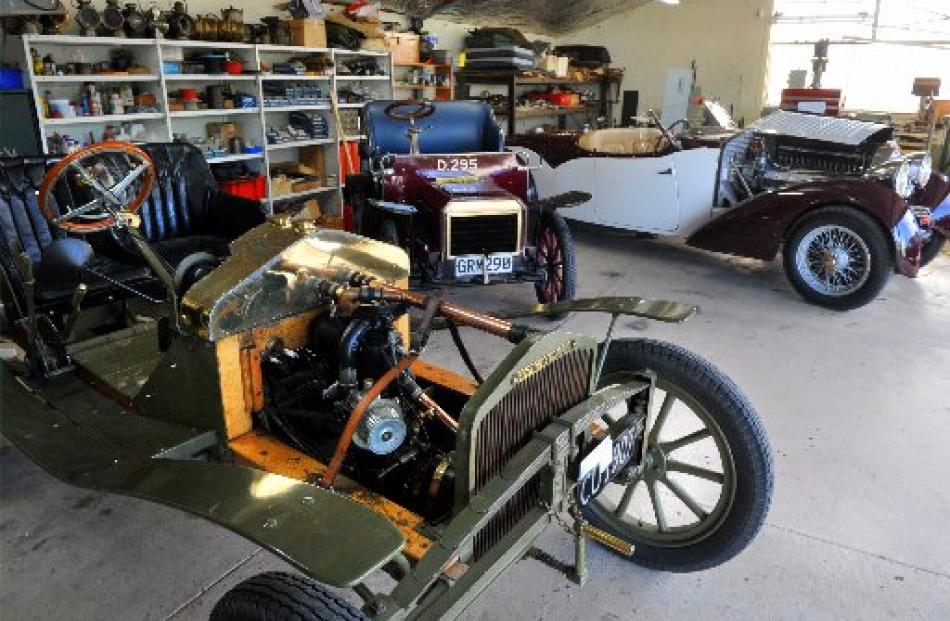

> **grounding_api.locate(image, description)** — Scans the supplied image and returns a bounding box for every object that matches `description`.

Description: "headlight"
[916,153,932,187]
[894,160,913,198]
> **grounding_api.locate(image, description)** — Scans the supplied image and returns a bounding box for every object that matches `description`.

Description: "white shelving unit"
[19,34,394,218]
[33,74,161,83]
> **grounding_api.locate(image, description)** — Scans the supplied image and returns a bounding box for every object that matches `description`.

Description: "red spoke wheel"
[534,211,577,315]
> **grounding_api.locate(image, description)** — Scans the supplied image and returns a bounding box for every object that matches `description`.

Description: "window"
[767,0,950,112]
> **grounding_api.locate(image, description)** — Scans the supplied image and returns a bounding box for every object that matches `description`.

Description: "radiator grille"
[449,214,519,257]
[774,146,867,174]
[471,348,592,559]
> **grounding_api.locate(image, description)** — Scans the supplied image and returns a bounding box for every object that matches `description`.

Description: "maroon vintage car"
[511,108,945,310]
[346,101,587,307]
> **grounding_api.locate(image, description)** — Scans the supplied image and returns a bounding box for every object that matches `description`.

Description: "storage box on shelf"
[384,33,420,65]
[289,19,328,48]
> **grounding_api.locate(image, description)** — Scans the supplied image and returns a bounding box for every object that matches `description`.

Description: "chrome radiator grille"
[448,214,520,257]
[471,348,592,559]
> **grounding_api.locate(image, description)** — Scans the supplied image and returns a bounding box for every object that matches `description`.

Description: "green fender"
[0,364,405,588]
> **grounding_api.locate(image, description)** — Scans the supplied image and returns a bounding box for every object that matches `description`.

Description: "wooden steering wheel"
[38,142,155,234]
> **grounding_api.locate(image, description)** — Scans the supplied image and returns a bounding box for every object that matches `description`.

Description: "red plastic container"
[220,175,266,200]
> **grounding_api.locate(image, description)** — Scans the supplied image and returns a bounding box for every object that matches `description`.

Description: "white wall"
[554,0,774,125]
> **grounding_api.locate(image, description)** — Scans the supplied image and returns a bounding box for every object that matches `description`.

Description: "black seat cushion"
[138,143,218,242]
[150,235,231,269]
[0,157,58,266]
[35,255,152,304]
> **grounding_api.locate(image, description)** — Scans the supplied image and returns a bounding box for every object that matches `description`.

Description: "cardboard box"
[385,33,420,65]
[299,146,326,184]
[270,175,294,196]
[541,55,569,78]
[290,19,327,48]
[206,122,240,144]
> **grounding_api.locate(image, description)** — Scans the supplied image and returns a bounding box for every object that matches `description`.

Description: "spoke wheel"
[582,339,773,572]
[589,374,737,547]
[783,207,891,311]
[534,211,576,307]
[795,225,871,297]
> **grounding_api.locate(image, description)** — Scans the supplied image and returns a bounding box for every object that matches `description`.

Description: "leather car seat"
[364,100,504,156]
[578,128,669,156]
[0,157,152,316]
[136,143,266,269]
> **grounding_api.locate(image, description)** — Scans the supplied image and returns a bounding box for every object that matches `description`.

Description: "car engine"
[717,111,899,207]
[256,305,461,522]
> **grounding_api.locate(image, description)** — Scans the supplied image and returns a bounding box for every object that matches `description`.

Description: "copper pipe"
[417,391,459,432]
[289,265,522,342]
[372,283,517,340]
[321,355,417,488]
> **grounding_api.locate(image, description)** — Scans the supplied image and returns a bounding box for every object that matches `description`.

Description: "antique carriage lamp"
[73,0,100,36]
[122,2,148,37]
[98,0,125,36]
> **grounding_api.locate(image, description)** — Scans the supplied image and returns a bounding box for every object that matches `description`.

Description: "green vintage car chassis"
[2,325,655,620]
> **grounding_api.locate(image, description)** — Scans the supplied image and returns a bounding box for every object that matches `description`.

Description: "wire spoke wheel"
[589,375,736,547]
[783,207,890,310]
[796,224,871,297]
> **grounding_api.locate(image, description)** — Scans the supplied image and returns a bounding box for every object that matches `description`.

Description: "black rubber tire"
[378,218,400,248]
[782,207,891,311]
[210,572,368,621]
[920,232,947,268]
[584,339,773,572]
[534,210,577,311]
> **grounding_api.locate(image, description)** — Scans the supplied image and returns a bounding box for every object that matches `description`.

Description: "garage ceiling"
[381,0,653,35]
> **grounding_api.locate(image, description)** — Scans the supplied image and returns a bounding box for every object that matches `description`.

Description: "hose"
[321,355,417,488]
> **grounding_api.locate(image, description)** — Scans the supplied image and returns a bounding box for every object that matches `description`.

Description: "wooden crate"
[385,33,420,65]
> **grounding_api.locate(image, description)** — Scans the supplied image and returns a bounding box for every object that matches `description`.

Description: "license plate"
[454,253,514,278]
[576,425,640,506]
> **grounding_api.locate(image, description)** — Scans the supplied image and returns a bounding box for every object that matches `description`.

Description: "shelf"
[457,71,617,86]
[394,83,449,90]
[206,152,264,163]
[494,106,596,119]
[335,75,391,81]
[394,62,452,69]
[270,186,339,202]
[258,44,331,54]
[164,74,258,81]
[33,74,160,83]
[159,40,255,50]
[24,34,155,47]
[333,49,389,57]
[337,102,367,108]
[258,74,332,81]
[263,104,331,112]
[267,138,335,150]
[169,108,260,118]
[43,112,166,126]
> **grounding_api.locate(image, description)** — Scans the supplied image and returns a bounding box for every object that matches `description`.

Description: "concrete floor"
[2,227,949,621]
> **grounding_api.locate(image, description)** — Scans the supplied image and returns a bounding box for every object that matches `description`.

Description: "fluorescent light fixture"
[658,0,681,4]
